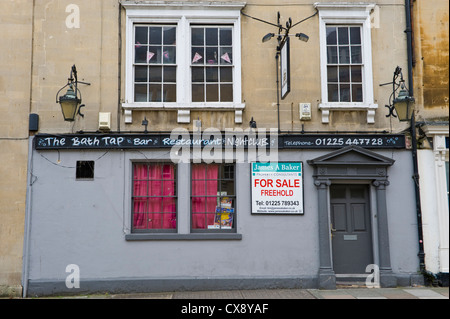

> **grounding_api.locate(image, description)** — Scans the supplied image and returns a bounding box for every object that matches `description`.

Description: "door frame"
[329,182,375,276]
[308,146,398,288]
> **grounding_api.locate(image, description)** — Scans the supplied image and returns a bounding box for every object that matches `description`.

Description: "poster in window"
[251,162,303,214]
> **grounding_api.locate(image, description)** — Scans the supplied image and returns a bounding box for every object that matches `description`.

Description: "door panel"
[352,204,366,231]
[330,184,373,274]
[331,204,347,231]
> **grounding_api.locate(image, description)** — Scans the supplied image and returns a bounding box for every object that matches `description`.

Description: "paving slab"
[173,290,244,299]
[403,289,448,299]
[240,289,316,299]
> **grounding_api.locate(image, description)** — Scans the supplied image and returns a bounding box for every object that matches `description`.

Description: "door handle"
[330,224,337,232]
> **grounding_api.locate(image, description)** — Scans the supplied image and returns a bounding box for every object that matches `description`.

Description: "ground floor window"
[191,163,235,232]
[132,163,177,232]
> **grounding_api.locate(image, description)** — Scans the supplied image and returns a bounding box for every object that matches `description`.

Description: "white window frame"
[121,1,246,124]
[314,2,377,124]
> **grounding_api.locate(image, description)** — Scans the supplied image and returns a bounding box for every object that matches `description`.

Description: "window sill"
[318,103,378,124]
[122,102,245,124]
[125,233,242,241]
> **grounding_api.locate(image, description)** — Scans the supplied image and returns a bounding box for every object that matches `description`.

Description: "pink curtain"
[192,164,219,229]
[133,164,176,230]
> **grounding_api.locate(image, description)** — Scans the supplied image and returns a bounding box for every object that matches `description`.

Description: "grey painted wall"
[24,145,420,295]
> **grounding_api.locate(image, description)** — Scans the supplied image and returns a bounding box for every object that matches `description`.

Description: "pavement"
[17,286,448,300]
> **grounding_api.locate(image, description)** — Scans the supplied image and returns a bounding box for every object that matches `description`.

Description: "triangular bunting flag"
[221,52,231,64]
[147,51,154,63]
[192,52,203,63]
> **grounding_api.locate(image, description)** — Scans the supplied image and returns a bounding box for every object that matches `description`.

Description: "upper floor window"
[122,1,246,124]
[134,25,177,103]
[315,2,377,124]
[326,26,363,103]
[191,26,234,102]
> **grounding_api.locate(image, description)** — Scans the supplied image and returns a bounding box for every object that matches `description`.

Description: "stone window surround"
[314,2,378,124]
[121,1,246,124]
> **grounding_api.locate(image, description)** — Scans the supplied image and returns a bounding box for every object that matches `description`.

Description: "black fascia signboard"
[34,133,406,150]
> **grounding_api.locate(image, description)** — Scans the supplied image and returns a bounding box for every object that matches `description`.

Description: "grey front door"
[330,184,373,274]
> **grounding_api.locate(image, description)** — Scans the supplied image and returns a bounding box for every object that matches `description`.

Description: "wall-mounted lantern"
[56,65,90,121]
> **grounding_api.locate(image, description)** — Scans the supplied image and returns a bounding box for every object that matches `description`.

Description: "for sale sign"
[251,162,303,215]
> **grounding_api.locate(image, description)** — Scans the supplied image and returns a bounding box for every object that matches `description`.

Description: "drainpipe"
[117,2,122,132]
[22,138,35,297]
[405,0,414,96]
[405,0,427,281]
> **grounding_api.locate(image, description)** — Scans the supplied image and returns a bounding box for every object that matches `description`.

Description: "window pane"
[339,66,350,83]
[162,46,176,64]
[163,66,176,83]
[148,46,162,64]
[327,46,338,64]
[149,84,161,102]
[328,84,339,102]
[135,84,147,102]
[352,84,363,102]
[350,27,361,44]
[149,66,162,82]
[220,47,233,65]
[340,84,351,102]
[192,67,204,82]
[163,84,176,102]
[220,28,232,45]
[192,47,204,64]
[163,26,176,45]
[338,27,349,44]
[351,46,362,64]
[192,28,204,45]
[339,46,350,64]
[135,27,148,45]
[149,27,162,44]
[326,27,337,45]
[206,47,218,65]
[135,47,147,63]
[135,66,147,82]
[206,67,218,82]
[206,28,218,45]
[221,164,234,179]
[220,84,233,102]
[220,67,233,82]
[192,84,204,102]
[206,84,219,101]
[351,66,362,82]
[192,182,206,197]
[327,66,338,83]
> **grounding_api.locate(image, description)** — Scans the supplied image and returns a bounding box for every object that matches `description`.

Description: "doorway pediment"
[307,146,395,180]
[307,146,395,166]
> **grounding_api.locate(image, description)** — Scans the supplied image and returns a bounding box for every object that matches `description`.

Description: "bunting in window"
[192,52,203,63]
[221,52,231,64]
[147,51,155,63]
[163,51,170,61]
